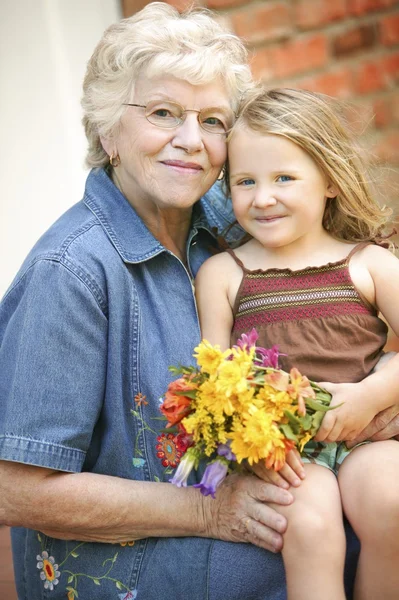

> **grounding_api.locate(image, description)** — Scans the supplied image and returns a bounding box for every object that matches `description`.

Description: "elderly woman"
[0,4,398,600]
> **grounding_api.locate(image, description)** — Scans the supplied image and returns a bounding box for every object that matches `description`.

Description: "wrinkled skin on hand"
[203,472,294,553]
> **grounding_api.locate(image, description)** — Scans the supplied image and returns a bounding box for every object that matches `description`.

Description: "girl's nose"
[171,114,204,154]
[252,190,277,208]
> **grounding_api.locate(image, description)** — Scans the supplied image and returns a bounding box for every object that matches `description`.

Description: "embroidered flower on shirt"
[36,551,61,590]
[118,590,138,600]
[156,432,182,468]
[134,392,148,406]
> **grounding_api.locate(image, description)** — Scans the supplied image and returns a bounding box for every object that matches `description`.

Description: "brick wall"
[123,0,398,208]
[122,0,399,347]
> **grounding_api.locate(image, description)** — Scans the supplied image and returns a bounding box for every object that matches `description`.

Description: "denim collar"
[83,168,216,264]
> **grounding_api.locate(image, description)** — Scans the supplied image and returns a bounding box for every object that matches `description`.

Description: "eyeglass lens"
[143,100,233,134]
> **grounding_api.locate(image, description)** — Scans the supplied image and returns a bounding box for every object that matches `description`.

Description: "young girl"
[195,88,399,600]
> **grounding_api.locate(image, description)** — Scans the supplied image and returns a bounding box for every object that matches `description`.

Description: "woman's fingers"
[208,473,294,553]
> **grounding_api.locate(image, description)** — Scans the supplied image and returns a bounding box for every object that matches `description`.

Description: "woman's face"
[105,76,230,216]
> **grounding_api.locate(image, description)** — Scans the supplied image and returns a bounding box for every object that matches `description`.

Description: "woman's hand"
[314,381,379,443]
[202,472,294,553]
[345,403,399,447]
[248,450,306,489]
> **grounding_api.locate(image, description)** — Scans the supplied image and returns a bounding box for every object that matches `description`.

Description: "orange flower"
[265,438,295,471]
[288,367,315,416]
[160,378,196,426]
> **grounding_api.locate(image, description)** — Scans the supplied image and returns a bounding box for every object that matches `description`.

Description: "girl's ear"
[326,182,338,198]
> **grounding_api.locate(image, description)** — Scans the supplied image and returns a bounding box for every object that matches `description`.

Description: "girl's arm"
[195,253,239,350]
[316,245,399,443]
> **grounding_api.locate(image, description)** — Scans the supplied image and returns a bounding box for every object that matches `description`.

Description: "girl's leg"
[338,440,399,600]
[271,463,346,600]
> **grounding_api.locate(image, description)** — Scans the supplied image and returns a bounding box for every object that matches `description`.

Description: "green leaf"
[279,424,299,442]
[297,414,313,430]
[67,576,74,584]
[305,398,332,412]
[154,475,160,482]
[70,551,79,558]
[37,533,42,542]
[93,578,101,585]
[311,412,325,431]
[116,581,123,590]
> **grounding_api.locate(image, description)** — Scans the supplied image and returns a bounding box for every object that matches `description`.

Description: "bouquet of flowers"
[159,329,333,498]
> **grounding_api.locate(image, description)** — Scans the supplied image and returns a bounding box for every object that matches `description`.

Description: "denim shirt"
[0,169,357,600]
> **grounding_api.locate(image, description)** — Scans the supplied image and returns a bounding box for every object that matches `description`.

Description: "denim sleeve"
[0,259,108,472]
[201,181,244,244]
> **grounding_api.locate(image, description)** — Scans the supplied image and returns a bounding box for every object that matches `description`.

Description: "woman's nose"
[171,114,205,154]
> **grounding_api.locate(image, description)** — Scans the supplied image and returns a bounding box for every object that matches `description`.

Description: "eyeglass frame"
[122,100,236,135]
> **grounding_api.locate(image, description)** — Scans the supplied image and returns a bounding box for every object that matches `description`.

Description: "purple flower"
[193,460,228,498]
[170,451,196,488]
[255,345,285,369]
[217,442,236,462]
[234,328,259,350]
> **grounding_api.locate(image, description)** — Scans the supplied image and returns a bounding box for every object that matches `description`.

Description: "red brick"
[373,130,399,164]
[380,51,399,83]
[354,59,387,94]
[163,0,203,10]
[295,0,347,30]
[373,91,399,127]
[333,24,377,57]
[231,2,292,45]
[250,47,274,81]
[299,68,354,97]
[206,0,249,9]
[267,34,329,79]
[348,0,397,16]
[380,14,399,46]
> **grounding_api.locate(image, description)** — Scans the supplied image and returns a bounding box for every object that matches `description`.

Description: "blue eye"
[238,178,255,186]
[276,175,293,183]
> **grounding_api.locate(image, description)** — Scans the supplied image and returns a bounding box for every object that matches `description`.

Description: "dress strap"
[225,248,247,271]
[345,241,372,262]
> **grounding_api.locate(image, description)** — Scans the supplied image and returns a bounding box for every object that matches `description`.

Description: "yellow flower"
[298,431,313,452]
[215,360,249,399]
[256,386,294,420]
[194,340,227,376]
[228,410,285,465]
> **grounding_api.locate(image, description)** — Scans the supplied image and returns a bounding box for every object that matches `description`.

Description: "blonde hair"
[228,87,392,244]
[82,2,252,168]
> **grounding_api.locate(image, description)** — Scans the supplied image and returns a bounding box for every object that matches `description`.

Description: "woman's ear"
[100,136,115,158]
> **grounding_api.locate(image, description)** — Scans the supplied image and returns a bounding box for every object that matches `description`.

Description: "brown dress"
[229,243,388,383]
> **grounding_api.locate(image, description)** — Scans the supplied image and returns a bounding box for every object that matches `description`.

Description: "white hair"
[82,2,253,168]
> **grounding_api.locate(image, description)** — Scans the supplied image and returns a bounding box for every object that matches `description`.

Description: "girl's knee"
[284,505,345,552]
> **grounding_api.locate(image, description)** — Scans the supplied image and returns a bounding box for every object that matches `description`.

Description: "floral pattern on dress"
[35,533,137,598]
[36,551,61,590]
[155,432,182,468]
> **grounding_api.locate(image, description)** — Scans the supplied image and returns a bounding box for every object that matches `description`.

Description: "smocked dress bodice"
[229,244,388,383]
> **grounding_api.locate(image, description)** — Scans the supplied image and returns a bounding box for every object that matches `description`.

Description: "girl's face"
[228,129,337,252]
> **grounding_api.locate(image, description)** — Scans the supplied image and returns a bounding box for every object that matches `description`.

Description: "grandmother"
[0,4,398,600]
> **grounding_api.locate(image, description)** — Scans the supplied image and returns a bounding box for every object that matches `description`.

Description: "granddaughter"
[195,88,399,600]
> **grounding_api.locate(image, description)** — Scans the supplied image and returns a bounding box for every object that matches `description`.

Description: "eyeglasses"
[122,100,235,135]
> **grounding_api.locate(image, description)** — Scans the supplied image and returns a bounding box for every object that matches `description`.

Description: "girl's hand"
[248,449,306,489]
[314,381,379,443]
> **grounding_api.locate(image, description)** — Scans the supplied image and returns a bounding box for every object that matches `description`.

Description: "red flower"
[160,378,195,426]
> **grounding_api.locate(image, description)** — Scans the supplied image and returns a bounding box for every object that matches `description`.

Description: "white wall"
[0,0,122,297]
